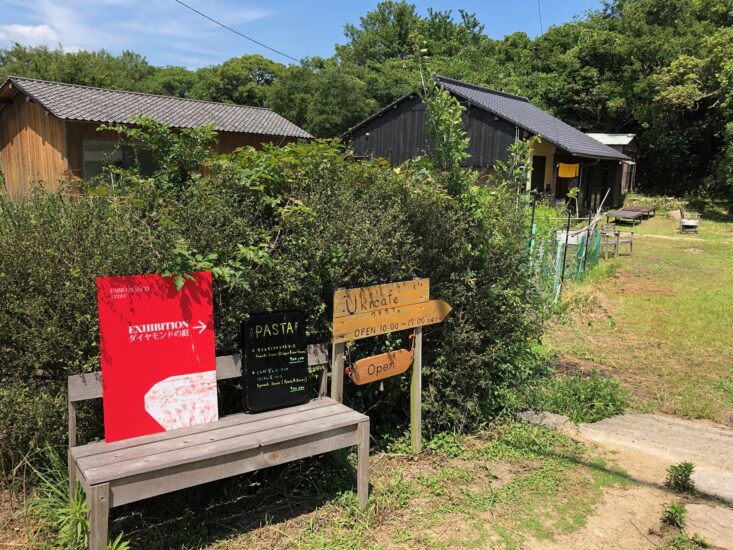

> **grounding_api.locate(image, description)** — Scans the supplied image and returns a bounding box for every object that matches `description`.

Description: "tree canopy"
[2,0,733,198]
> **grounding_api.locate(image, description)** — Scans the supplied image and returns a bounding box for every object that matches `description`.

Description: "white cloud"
[33,0,102,49]
[0,0,102,50]
[0,23,61,47]
[227,8,272,25]
[0,0,277,67]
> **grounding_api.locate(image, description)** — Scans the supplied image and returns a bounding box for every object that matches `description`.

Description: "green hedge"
[0,140,548,465]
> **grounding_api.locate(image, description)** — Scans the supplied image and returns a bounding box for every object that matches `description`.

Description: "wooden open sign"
[351,349,413,385]
[331,277,452,452]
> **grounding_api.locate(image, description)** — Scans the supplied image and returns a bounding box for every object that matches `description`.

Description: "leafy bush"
[624,193,685,214]
[426,432,464,457]
[0,137,550,467]
[663,501,687,529]
[521,370,628,424]
[666,462,696,493]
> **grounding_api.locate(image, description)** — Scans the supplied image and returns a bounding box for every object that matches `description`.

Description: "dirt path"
[529,485,669,549]
[580,413,733,504]
[521,411,733,549]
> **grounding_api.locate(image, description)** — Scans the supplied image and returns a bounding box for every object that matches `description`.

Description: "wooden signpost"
[333,299,452,344]
[333,278,430,318]
[351,349,413,385]
[331,278,451,452]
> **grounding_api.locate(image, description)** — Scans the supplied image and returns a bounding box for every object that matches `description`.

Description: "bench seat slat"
[106,426,359,508]
[76,402,352,469]
[73,398,338,459]
[81,411,367,484]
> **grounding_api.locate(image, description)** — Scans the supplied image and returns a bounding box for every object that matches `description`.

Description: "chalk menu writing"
[242,311,309,412]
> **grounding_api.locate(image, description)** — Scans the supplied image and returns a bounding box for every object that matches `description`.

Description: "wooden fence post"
[410,326,423,452]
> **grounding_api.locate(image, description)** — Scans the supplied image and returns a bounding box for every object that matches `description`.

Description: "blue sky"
[0,1,603,69]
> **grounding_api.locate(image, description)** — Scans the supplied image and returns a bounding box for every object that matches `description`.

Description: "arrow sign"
[351,349,413,385]
[333,278,430,320]
[332,299,452,344]
[194,320,207,334]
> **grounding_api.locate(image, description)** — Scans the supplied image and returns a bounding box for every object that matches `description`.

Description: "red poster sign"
[96,272,217,442]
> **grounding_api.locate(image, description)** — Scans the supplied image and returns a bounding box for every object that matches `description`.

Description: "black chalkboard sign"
[242,311,309,412]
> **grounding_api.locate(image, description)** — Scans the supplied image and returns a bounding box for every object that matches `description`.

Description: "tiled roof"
[432,76,628,161]
[1,77,312,138]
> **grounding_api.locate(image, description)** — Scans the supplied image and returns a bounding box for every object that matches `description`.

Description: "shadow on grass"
[684,198,733,224]
[110,450,356,549]
[502,420,729,508]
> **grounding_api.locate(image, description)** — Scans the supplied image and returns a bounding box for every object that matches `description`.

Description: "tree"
[2,0,733,199]
[190,55,285,106]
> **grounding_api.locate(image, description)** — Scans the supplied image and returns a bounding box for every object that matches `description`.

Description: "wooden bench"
[68,345,369,550]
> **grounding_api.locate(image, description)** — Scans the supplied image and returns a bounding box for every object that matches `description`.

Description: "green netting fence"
[529,220,604,302]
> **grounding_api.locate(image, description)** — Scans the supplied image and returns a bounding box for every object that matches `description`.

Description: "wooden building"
[0,77,312,198]
[343,76,630,210]
[586,133,638,194]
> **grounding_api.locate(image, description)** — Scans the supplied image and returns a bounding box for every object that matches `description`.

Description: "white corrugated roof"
[586,133,636,146]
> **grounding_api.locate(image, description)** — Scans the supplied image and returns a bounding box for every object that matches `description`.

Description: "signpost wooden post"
[411,327,423,452]
[331,278,451,452]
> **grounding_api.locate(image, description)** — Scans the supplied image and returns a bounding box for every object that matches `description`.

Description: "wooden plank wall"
[215,131,298,154]
[347,95,517,168]
[348,96,431,165]
[0,94,68,197]
[463,105,516,168]
[64,122,300,179]
[65,122,125,180]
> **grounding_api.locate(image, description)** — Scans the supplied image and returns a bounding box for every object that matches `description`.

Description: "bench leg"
[68,449,77,504]
[88,483,110,550]
[356,421,369,510]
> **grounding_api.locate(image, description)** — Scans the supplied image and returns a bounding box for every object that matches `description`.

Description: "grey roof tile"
[4,77,312,138]
[434,76,628,161]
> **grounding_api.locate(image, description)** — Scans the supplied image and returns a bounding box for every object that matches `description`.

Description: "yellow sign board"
[332,299,452,344]
[351,349,412,385]
[333,278,429,320]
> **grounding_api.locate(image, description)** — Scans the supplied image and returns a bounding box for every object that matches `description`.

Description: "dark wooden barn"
[343,76,630,211]
[0,77,312,198]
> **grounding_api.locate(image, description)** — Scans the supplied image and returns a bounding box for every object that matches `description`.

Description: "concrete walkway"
[520,411,733,548]
[579,413,733,504]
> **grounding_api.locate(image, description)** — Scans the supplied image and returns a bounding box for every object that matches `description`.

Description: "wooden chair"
[68,346,370,550]
[679,208,701,233]
[600,223,634,258]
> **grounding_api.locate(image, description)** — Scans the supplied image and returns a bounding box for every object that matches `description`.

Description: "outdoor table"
[623,204,656,217]
[606,209,644,225]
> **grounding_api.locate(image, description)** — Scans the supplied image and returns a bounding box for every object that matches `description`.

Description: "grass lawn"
[546,207,733,424]
[5,424,632,549]
[4,200,728,550]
